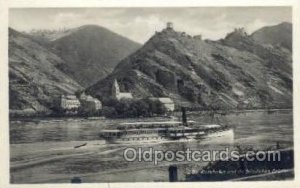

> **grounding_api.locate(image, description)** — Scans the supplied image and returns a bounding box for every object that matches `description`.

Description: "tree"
[102,106,117,118]
[100,97,167,118]
[134,99,150,117]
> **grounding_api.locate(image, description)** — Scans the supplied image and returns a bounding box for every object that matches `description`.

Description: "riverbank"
[10,108,293,120]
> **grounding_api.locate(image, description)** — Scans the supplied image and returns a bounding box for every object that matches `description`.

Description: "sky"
[9,7,292,43]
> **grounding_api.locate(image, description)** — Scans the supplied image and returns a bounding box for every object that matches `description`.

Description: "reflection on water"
[10,110,293,183]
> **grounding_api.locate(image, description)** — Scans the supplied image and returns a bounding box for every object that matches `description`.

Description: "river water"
[10,110,293,183]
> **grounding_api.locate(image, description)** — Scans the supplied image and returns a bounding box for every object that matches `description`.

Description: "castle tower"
[166,22,174,30]
[112,79,120,98]
[234,27,247,37]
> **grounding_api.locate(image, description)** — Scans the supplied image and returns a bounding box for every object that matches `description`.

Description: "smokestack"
[181,107,187,126]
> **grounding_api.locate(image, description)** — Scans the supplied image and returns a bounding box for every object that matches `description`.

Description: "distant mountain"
[27,28,73,42]
[251,22,292,51]
[9,28,83,116]
[86,24,292,110]
[48,25,141,87]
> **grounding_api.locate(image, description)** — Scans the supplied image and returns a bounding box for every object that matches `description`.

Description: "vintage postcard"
[1,0,300,187]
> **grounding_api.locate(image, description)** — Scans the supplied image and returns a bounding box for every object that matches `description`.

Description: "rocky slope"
[87,24,292,110]
[220,27,292,106]
[49,25,141,87]
[9,28,83,116]
[251,22,292,51]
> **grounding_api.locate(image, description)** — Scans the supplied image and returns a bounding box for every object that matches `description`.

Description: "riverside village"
[59,78,175,116]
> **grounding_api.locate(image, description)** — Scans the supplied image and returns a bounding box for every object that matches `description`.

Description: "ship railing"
[102,129,160,136]
[117,122,182,129]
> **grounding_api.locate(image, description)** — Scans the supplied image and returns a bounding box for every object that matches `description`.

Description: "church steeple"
[112,79,120,97]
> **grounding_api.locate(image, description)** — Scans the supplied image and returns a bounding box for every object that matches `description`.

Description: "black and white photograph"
[5,4,297,185]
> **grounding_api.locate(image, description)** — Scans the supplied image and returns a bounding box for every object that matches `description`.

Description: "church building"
[112,79,133,100]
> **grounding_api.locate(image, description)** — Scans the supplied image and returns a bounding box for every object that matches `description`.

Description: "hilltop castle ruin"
[159,22,202,40]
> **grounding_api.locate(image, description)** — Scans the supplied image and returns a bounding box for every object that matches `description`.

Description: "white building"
[150,97,175,112]
[60,95,80,110]
[79,93,102,111]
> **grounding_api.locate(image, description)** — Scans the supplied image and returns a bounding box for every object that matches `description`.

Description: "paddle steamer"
[99,109,234,144]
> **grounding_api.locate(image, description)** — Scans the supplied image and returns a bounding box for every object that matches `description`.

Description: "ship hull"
[104,128,234,145]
